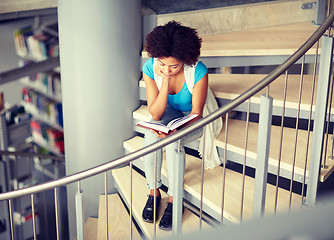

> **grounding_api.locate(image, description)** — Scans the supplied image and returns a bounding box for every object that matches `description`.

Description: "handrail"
[0,11,333,201]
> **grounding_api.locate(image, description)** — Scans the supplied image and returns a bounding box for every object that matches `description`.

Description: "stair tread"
[97,194,141,240]
[142,22,318,58]
[208,74,319,111]
[123,136,303,223]
[113,165,210,239]
[133,105,334,182]
[140,73,326,112]
[75,217,98,240]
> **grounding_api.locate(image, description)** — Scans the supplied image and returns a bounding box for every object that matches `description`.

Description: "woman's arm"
[143,72,169,121]
[184,73,208,127]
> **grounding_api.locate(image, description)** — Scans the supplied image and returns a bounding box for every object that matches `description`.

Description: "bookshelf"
[13,21,64,156]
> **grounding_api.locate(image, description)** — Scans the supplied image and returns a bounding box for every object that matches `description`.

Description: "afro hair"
[144,21,202,66]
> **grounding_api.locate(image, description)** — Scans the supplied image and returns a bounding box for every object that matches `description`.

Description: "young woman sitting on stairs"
[142,20,222,230]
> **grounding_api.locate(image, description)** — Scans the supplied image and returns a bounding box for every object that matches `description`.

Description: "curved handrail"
[0,11,333,201]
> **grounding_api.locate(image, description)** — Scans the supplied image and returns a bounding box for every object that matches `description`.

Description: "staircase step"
[97,194,141,240]
[75,217,98,240]
[123,136,303,224]
[140,75,334,121]
[112,165,210,239]
[142,22,318,58]
[132,105,334,183]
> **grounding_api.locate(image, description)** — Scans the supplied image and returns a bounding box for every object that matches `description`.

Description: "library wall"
[0,19,31,105]
[0,14,57,105]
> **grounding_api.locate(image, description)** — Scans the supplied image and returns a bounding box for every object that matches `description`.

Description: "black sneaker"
[142,195,161,223]
[159,202,185,231]
[159,202,173,230]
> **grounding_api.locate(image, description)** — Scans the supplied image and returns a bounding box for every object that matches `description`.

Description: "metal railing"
[0,9,334,240]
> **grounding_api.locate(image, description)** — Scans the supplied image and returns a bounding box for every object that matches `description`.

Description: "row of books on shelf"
[4,105,31,125]
[20,70,61,101]
[31,120,64,154]
[21,88,63,128]
[13,25,59,61]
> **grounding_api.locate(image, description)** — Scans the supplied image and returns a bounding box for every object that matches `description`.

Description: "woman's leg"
[165,127,203,197]
[142,104,184,192]
[159,127,203,230]
[143,129,163,191]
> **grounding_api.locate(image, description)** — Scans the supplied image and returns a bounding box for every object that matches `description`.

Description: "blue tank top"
[143,58,208,111]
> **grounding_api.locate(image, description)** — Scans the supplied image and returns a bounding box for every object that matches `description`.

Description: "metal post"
[173,140,184,236]
[199,132,205,229]
[31,194,37,240]
[75,182,84,240]
[54,188,60,240]
[8,199,15,240]
[104,172,109,240]
[253,95,273,218]
[306,36,334,206]
[314,0,327,25]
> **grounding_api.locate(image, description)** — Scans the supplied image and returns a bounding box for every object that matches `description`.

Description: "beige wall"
[0,0,57,14]
[157,0,315,36]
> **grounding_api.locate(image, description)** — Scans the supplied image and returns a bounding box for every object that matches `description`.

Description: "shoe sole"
[142,217,154,223]
[158,225,172,231]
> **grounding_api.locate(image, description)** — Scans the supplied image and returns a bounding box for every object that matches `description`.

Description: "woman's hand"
[151,129,177,138]
[154,64,171,80]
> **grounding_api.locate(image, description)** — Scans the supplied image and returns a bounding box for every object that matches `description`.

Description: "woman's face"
[157,57,183,77]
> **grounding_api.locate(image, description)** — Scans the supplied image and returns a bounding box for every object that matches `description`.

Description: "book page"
[167,114,198,131]
[136,121,170,133]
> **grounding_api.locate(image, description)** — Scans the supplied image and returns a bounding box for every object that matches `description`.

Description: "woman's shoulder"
[143,58,154,79]
[194,61,208,83]
[195,61,208,72]
[143,58,154,69]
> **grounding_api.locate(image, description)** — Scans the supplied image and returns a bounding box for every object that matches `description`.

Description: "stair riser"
[140,87,334,122]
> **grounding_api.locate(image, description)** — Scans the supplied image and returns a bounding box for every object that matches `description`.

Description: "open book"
[136,114,198,134]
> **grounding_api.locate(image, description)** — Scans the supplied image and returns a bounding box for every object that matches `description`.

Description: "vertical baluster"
[104,172,109,240]
[54,188,60,240]
[173,139,184,237]
[289,56,305,209]
[274,71,288,213]
[302,41,319,203]
[76,181,84,240]
[240,99,251,222]
[199,131,205,229]
[253,94,273,218]
[129,162,133,240]
[31,194,37,240]
[327,0,332,36]
[306,36,334,206]
[8,199,15,240]
[221,113,229,224]
[43,183,50,240]
[240,99,251,221]
[153,151,157,239]
[322,74,334,168]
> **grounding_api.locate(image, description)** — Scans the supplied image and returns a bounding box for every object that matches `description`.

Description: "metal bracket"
[302,2,316,9]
